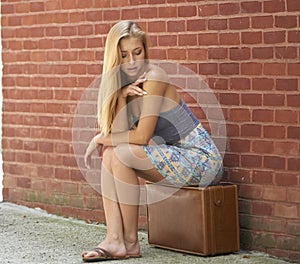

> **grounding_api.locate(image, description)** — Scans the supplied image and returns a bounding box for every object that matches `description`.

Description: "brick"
[264,31,286,44]
[263,125,286,139]
[220,63,239,75]
[208,78,228,90]
[187,19,206,31]
[79,25,93,36]
[158,6,177,18]
[198,33,218,45]
[241,155,262,168]
[140,7,158,19]
[228,168,251,183]
[198,63,218,75]
[275,203,298,219]
[265,0,286,12]
[263,186,286,201]
[263,218,286,233]
[253,47,273,59]
[178,5,196,17]
[275,16,297,28]
[241,124,262,137]
[288,126,300,139]
[229,17,250,30]
[252,201,273,216]
[2,4,15,14]
[252,170,273,185]
[287,94,300,107]
[30,2,44,12]
[219,93,239,105]
[287,188,300,203]
[223,153,239,167]
[158,36,177,46]
[17,177,32,188]
[178,34,197,46]
[252,140,273,153]
[274,142,299,156]
[167,48,186,60]
[75,0,93,9]
[288,30,300,43]
[230,78,251,90]
[287,0,300,11]
[167,20,185,32]
[241,63,262,75]
[264,63,286,76]
[45,0,60,11]
[253,233,276,249]
[230,47,251,60]
[288,158,300,171]
[263,94,284,106]
[37,13,53,24]
[198,4,218,16]
[23,15,37,26]
[275,110,298,123]
[187,48,206,61]
[275,47,298,59]
[241,1,262,13]
[229,139,250,152]
[276,79,298,91]
[208,19,227,30]
[148,21,166,33]
[242,31,262,44]
[208,48,227,59]
[242,93,262,106]
[239,184,263,199]
[230,109,251,121]
[103,10,120,21]
[219,33,240,45]
[240,214,263,230]
[111,0,128,7]
[70,38,86,49]
[275,173,298,186]
[288,63,300,76]
[252,15,273,29]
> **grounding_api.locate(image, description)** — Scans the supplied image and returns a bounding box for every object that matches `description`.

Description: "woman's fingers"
[121,74,148,97]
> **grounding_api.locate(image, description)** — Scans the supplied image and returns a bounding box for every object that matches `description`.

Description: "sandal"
[82,247,128,262]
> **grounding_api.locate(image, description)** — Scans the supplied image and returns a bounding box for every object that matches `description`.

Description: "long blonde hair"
[97,21,149,135]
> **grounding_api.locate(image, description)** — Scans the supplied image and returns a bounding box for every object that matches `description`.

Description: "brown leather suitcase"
[146,183,240,256]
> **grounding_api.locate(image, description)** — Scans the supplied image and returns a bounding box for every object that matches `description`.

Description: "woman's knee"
[114,144,153,171]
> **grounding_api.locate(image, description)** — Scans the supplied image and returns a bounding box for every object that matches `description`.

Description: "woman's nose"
[129,54,135,64]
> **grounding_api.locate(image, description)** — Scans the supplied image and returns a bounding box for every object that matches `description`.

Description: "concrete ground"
[0,202,291,264]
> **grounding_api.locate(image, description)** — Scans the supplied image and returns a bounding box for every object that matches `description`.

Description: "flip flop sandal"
[127,254,142,259]
[82,247,128,262]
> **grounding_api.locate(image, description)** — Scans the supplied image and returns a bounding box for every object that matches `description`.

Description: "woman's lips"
[127,67,138,72]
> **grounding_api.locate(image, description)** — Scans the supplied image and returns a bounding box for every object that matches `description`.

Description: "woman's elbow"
[133,134,151,145]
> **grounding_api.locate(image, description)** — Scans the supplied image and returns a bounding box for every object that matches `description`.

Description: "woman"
[82,20,223,262]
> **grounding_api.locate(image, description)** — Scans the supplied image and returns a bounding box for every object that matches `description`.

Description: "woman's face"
[119,37,146,80]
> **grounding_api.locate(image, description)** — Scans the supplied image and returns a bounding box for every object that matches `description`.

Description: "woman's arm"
[112,74,147,133]
[95,76,168,146]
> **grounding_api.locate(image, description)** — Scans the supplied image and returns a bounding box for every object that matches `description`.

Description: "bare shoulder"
[145,64,169,84]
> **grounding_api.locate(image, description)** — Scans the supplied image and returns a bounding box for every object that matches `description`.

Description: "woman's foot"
[125,240,141,257]
[82,240,127,261]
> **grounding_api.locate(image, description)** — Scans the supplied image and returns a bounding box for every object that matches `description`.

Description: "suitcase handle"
[212,186,224,207]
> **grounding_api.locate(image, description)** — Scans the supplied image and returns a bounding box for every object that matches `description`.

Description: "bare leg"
[82,144,164,259]
[82,147,127,259]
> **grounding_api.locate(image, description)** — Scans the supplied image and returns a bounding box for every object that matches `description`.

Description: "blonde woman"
[82,20,223,262]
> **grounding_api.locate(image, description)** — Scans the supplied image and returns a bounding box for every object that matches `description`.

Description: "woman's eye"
[135,49,142,55]
[121,53,127,58]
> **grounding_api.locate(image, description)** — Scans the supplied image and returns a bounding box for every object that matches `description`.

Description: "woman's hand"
[84,136,103,169]
[120,72,148,98]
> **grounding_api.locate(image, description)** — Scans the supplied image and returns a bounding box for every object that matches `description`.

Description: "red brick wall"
[1,0,299,262]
